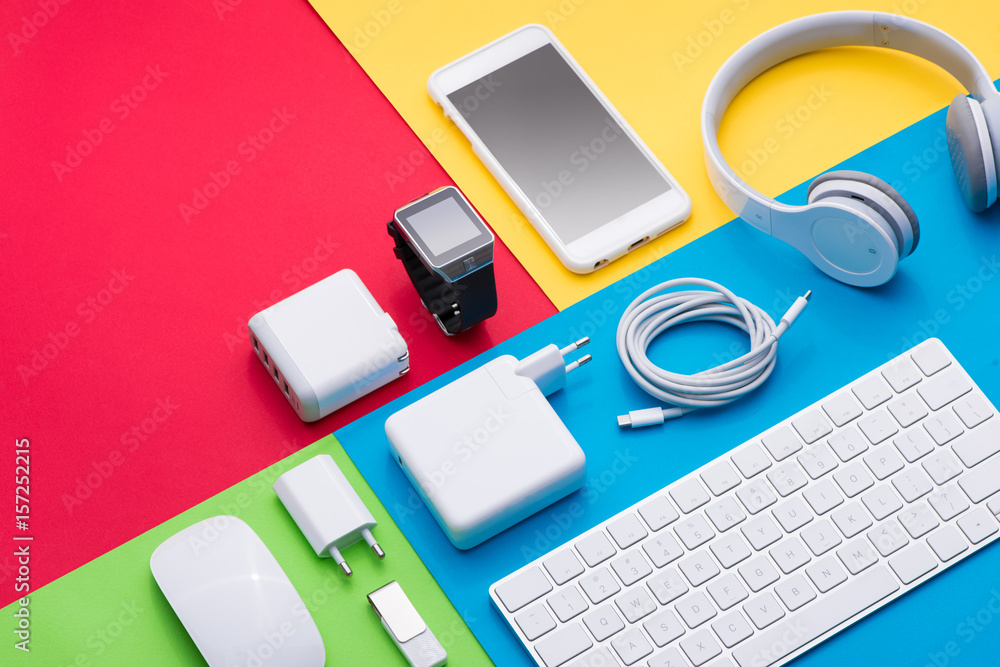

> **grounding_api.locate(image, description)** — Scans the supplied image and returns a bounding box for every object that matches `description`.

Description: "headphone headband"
[702,11,995,235]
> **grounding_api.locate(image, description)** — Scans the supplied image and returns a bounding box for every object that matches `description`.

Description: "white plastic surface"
[150,516,325,667]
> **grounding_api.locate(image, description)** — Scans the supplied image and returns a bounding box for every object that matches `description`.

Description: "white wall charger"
[385,338,591,549]
[249,269,408,422]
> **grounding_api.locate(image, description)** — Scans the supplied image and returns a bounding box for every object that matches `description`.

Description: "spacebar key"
[732,567,899,667]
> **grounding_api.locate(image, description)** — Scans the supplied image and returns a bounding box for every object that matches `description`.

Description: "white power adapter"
[385,338,591,549]
[249,269,408,422]
[273,454,384,576]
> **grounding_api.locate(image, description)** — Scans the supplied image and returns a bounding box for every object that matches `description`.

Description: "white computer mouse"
[151,515,325,667]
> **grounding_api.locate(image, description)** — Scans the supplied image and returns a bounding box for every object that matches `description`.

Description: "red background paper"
[0,0,554,607]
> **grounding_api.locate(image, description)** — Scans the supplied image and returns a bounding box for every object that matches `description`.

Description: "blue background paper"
[336,103,1000,666]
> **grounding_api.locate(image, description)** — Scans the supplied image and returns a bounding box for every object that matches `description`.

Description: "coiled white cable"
[616,278,810,428]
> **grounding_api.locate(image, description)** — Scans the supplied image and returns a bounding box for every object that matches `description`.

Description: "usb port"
[282,380,290,397]
[628,236,650,252]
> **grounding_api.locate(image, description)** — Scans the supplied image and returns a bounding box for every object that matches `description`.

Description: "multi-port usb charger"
[248,269,409,422]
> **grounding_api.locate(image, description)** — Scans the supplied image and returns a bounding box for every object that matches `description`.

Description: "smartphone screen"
[447,43,671,246]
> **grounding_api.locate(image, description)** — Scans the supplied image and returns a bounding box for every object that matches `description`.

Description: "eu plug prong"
[362,527,385,559]
[329,546,353,577]
[560,337,590,356]
[566,354,592,373]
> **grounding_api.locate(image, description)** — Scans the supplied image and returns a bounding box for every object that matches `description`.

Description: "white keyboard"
[490,338,1000,667]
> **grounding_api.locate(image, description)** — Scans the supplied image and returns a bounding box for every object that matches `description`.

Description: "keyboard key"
[958,507,998,544]
[800,519,843,555]
[837,538,879,574]
[911,343,951,376]
[567,647,617,667]
[496,566,552,612]
[958,454,1000,502]
[744,591,785,629]
[769,536,811,574]
[545,549,585,585]
[806,556,848,593]
[731,443,771,478]
[917,368,972,410]
[515,604,556,641]
[548,587,589,622]
[608,514,648,549]
[774,573,816,611]
[639,495,680,531]
[712,611,754,648]
[766,462,808,497]
[862,485,903,521]
[761,426,802,461]
[792,410,832,444]
[615,588,657,624]
[705,497,747,532]
[898,501,940,539]
[822,392,863,427]
[853,375,893,410]
[577,532,617,567]
[582,605,624,642]
[797,444,838,479]
[738,555,780,592]
[701,461,741,496]
[888,394,928,428]
[951,420,1000,467]
[707,572,749,610]
[536,623,592,667]
[928,484,970,521]
[647,647,686,667]
[671,478,712,514]
[741,515,783,550]
[643,608,685,647]
[580,567,620,604]
[676,591,717,628]
[924,412,965,445]
[831,501,873,538]
[953,394,994,428]
[894,431,935,463]
[643,533,684,568]
[828,426,869,461]
[889,543,938,584]
[647,567,688,605]
[892,468,933,502]
[611,550,652,586]
[922,450,963,485]
[674,515,715,550]
[611,628,652,665]
[988,497,1000,516]
[858,409,899,445]
[711,532,752,568]
[926,525,969,562]
[881,356,922,392]
[736,480,777,514]
[867,522,909,557]
[863,448,905,480]
[772,497,812,532]
[679,550,720,586]
[680,629,722,666]
[802,479,844,515]
[732,567,898,667]
[834,463,874,497]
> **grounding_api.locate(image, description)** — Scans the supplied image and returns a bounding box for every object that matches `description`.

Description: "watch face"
[394,187,494,279]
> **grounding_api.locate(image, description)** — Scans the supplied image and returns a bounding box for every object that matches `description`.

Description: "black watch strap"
[388,221,498,335]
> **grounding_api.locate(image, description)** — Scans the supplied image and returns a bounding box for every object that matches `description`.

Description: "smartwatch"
[388,186,497,335]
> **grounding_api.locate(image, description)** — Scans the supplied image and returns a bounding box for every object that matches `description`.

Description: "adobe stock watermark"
[213,0,245,20]
[180,107,296,224]
[346,0,404,54]
[422,406,512,495]
[542,0,588,28]
[51,65,169,182]
[923,588,1000,667]
[61,397,179,515]
[673,0,752,72]
[17,268,135,385]
[384,126,447,192]
[8,0,71,56]
[535,118,622,211]
[58,600,144,664]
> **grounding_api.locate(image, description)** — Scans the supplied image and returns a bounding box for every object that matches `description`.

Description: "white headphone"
[702,11,1000,287]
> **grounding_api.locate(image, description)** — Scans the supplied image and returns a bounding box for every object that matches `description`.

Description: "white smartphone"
[428,24,691,273]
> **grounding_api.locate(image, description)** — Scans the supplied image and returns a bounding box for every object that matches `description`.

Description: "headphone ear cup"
[807,170,920,258]
[947,95,998,212]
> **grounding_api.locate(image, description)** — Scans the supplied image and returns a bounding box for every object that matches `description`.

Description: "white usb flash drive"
[368,581,447,667]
